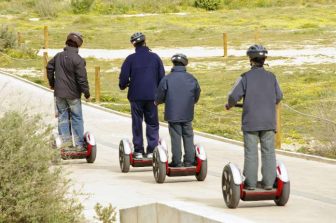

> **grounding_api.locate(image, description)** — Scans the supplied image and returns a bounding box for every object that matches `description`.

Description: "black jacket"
[119,46,165,101]
[47,46,90,99]
[228,66,283,132]
[156,66,201,122]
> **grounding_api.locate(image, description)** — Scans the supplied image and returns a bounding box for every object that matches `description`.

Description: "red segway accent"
[241,188,277,201]
[132,158,153,167]
[276,178,284,197]
[167,166,197,177]
[196,157,202,173]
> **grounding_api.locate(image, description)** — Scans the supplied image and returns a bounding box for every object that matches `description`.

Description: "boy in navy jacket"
[156,54,201,167]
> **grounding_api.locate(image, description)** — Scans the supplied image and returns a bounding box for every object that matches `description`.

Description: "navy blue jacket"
[119,46,165,101]
[156,66,201,123]
[228,66,283,132]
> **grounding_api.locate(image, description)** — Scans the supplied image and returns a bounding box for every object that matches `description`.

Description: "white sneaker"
[133,152,143,159]
[146,153,153,159]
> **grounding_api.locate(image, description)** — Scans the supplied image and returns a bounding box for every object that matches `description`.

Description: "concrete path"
[1,71,335,223]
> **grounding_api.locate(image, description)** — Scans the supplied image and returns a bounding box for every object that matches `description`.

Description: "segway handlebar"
[235,103,243,108]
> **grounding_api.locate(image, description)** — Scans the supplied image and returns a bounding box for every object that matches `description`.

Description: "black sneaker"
[183,162,196,167]
[245,185,256,190]
[263,185,273,190]
[168,162,183,168]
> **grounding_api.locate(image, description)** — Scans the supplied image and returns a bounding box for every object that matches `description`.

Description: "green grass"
[0,4,335,158]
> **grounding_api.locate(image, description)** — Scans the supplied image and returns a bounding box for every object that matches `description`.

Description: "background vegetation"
[0,0,335,158]
[0,112,84,222]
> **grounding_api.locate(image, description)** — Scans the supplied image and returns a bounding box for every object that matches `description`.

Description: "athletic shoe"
[146,153,153,159]
[168,162,183,167]
[264,185,273,190]
[183,162,196,167]
[133,152,143,159]
[245,186,256,190]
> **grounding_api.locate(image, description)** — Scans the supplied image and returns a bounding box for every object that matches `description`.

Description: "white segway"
[119,138,159,173]
[221,161,290,208]
[53,98,97,163]
[152,139,207,183]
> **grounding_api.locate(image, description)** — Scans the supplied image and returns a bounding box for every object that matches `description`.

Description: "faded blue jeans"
[56,97,84,147]
[243,130,276,187]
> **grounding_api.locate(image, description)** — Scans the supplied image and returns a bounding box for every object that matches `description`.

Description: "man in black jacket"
[156,54,201,167]
[47,32,90,150]
[226,45,283,190]
[119,32,165,159]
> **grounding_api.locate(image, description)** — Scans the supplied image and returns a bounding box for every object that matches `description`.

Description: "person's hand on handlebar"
[225,104,231,110]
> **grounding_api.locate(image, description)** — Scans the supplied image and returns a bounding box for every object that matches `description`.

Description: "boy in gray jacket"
[226,45,283,190]
[156,54,201,167]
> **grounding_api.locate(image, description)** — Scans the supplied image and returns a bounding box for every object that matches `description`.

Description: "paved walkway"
[1,71,335,223]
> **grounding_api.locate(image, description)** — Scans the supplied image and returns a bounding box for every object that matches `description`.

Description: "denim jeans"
[243,130,276,187]
[56,97,84,147]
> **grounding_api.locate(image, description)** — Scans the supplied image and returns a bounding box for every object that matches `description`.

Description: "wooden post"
[95,66,101,103]
[17,32,22,46]
[44,26,48,49]
[43,52,48,83]
[223,33,228,57]
[254,28,260,43]
[275,103,282,149]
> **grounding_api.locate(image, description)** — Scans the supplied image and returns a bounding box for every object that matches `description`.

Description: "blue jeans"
[56,97,84,147]
[243,131,276,187]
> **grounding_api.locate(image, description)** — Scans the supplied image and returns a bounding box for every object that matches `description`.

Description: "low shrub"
[71,0,95,14]
[35,0,59,17]
[194,0,221,10]
[0,25,16,51]
[0,112,83,222]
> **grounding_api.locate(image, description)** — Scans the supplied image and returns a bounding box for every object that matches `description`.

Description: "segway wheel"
[86,145,97,163]
[119,141,130,173]
[196,160,207,181]
[222,165,240,209]
[274,181,290,206]
[153,148,166,183]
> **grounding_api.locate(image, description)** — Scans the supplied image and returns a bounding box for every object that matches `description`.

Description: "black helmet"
[171,53,188,66]
[130,32,145,44]
[66,32,83,47]
[246,44,268,59]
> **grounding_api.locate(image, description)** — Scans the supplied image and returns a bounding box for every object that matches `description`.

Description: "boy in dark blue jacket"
[156,54,201,167]
[119,32,165,159]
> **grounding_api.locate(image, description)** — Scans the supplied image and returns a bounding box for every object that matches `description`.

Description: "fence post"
[95,66,101,103]
[43,52,48,83]
[44,26,48,49]
[17,32,22,46]
[254,28,260,43]
[275,103,282,149]
[223,33,228,57]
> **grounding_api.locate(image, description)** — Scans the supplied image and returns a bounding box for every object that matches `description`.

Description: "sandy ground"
[38,46,336,66]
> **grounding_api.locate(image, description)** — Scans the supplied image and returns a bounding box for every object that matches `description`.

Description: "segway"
[53,98,97,163]
[118,138,163,173]
[222,103,290,208]
[152,140,207,183]
[221,161,290,208]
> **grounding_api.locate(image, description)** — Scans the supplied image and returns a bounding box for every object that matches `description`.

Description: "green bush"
[94,203,117,223]
[194,0,221,10]
[0,25,16,51]
[35,0,59,17]
[0,112,83,223]
[71,0,95,14]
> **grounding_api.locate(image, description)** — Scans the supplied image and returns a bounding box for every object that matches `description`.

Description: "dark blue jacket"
[228,66,283,132]
[156,66,201,123]
[119,46,165,101]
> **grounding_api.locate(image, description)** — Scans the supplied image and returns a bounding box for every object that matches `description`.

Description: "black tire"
[222,165,240,209]
[86,145,97,163]
[119,141,130,173]
[196,160,207,181]
[153,148,166,183]
[274,181,290,206]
